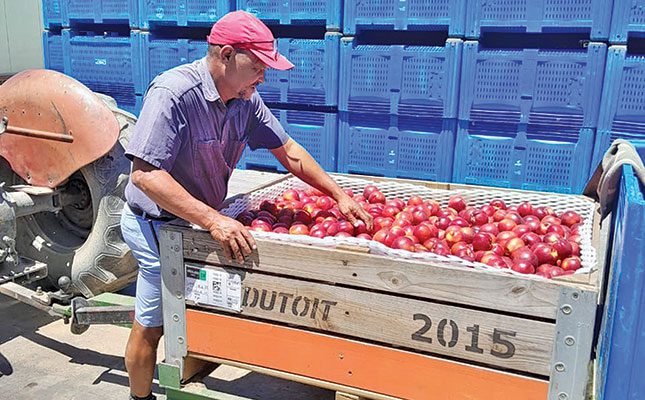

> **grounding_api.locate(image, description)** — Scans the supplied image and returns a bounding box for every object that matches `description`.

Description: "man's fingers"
[221,240,232,261]
[360,209,374,230]
[345,210,358,226]
[229,239,243,263]
[240,227,257,250]
[236,233,253,258]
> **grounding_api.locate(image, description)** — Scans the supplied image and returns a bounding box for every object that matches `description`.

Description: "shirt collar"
[197,57,221,103]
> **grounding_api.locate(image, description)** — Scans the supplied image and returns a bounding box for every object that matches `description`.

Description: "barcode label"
[185,264,241,312]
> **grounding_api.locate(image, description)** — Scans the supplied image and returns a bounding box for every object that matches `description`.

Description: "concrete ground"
[0,169,334,400]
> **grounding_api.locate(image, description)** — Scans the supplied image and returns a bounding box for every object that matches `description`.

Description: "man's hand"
[206,215,257,263]
[336,194,373,232]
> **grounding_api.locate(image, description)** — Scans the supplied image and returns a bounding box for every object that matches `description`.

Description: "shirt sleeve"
[246,91,290,150]
[125,87,188,171]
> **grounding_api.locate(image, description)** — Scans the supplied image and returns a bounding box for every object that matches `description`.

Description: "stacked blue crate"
[593,45,645,168]
[65,0,139,28]
[610,0,645,43]
[140,33,208,88]
[465,0,613,40]
[257,33,340,106]
[62,29,144,115]
[236,0,342,31]
[238,108,338,172]
[337,38,462,182]
[596,165,645,400]
[453,41,607,194]
[42,0,64,29]
[43,31,66,74]
[343,0,466,36]
[139,0,230,29]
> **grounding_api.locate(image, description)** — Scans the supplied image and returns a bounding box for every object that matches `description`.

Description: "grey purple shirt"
[124,57,289,217]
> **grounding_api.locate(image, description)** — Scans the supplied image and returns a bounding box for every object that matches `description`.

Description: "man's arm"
[271,138,373,230]
[130,157,256,262]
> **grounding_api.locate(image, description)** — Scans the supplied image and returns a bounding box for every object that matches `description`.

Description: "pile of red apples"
[236,185,585,279]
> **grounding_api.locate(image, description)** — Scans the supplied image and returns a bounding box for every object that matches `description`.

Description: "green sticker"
[199,269,207,281]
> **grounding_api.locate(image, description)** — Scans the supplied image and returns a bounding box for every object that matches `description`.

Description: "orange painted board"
[186,310,549,400]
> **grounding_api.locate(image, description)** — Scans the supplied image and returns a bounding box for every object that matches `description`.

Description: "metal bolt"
[555,362,566,372]
[192,248,198,253]
[565,336,575,346]
[561,305,572,315]
[171,268,177,276]
[36,286,42,294]
[177,336,184,344]
[173,245,180,252]
[558,392,568,400]
[572,292,579,300]
[169,233,176,240]
[176,291,183,299]
[172,314,179,322]
[339,353,344,359]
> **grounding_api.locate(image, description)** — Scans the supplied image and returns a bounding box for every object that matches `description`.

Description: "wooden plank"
[186,264,555,375]
[178,227,567,319]
[335,392,367,400]
[186,310,550,400]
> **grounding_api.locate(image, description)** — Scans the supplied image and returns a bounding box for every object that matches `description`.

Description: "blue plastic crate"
[139,0,230,28]
[43,31,66,73]
[65,0,139,27]
[141,33,208,89]
[42,0,64,29]
[465,0,612,40]
[453,122,596,193]
[592,46,645,167]
[339,38,462,119]
[236,0,342,30]
[596,165,645,400]
[337,112,456,181]
[258,33,339,107]
[459,41,607,129]
[63,29,143,113]
[610,0,645,43]
[239,109,337,172]
[343,0,466,36]
[119,94,143,116]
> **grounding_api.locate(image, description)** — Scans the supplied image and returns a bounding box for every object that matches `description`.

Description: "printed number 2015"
[411,313,516,359]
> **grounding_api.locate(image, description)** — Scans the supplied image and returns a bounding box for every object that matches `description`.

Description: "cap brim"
[250,48,294,70]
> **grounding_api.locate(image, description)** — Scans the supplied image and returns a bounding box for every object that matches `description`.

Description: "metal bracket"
[160,226,187,373]
[548,286,598,400]
[70,297,135,335]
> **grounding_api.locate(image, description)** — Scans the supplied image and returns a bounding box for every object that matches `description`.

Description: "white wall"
[0,0,44,74]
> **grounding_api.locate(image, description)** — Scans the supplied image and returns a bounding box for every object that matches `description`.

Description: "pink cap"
[207,10,294,70]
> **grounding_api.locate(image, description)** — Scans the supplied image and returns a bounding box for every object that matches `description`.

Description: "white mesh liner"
[221,175,598,277]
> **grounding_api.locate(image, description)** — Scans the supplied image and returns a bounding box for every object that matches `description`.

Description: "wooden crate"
[159,174,608,400]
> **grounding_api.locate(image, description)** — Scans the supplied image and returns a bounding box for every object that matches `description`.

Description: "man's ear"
[220,45,235,64]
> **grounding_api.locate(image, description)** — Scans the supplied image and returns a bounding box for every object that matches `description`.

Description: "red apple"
[374,216,394,231]
[533,243,558,265]
[293,210,312,225]
[260,200,278,215]
[512,224,532,237]
[560,211,582,227]
[521,232,542,247]
[392,236,415,251]
[505,237,526,254]
[480,204,495,217]
[448,195,467,212]
[309,228,327,238]
[512,247,539,267]
[431,242,451,256]
[517,201,534,217]
[282,189,300,201]
[435,216,451,230]
[273,227,289,234]
[384,227,406,247]
[491,243,505,256]
[412,210,429,225]
[335,231,352,238]
[498,219,517,232]
[480,223,499,236]
[496,231,518,247]
[493,209,508,222]
[363,185,379,198]
[382,206,400,218]
[289,224,310,235]
[490,199,507,210]
[561,256,582,271]
[547,224,567,238]
[356,233,372,240]
[414,244,429,252]
[368,191,386,204]
[337,220,355,235]
[373,229,388,244]
[407,195,424,206]
[552,239,573,260]
[413,224,436,243]
[472,232,494,251]
[512,261,536,274]
[471,211,489,226]
[449,217,470,228]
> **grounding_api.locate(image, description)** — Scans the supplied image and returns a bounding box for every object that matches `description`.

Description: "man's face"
[229,48,268,100]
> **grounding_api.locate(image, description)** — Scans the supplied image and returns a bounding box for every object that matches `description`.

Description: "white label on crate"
[185,264,241,312]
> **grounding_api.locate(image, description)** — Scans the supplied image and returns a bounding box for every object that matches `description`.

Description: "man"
[119,10,372,400]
